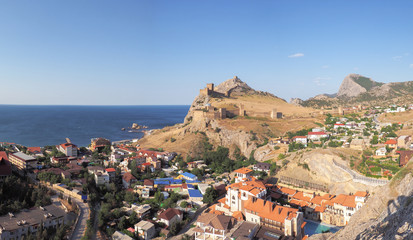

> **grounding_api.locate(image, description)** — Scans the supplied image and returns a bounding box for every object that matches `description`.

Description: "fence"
[332,160,389,186]
[278,175,328,192]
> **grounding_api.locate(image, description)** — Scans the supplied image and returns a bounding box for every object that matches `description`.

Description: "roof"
[278,186,296,196]
[188,189,203,198]
[385,139,397,145]
[231,221,259,240]
[292,191,312,202]
[10,152,36,162]
[292,136,307,139]
[122,172,137,182]
[144,179,154,186]
[0,204,65,231]
[112,231,133,240]
[59,143,77,149]
[308,132,328,135]
[399,150,413,166]
[0,152,12,176]
[234,167,253,174]
[105,168,116,172]
[135,220,154,230]
[196,212,235,231]
[158,208,182,221]
[333,194,356,208]
[244,197,298,223]
[354,191,368,197]
[181,172,197,179]
[27,147,41,153]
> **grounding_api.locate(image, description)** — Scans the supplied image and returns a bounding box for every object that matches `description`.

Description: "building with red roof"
[122,172,137,189]
[384,139,397,149]
[57,143,78,157]
[0,152,12,180]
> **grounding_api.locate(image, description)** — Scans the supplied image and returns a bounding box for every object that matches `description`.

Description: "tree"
[170,221,182,236]
[370,135,379,144]
[180,201,188,208]
[202,187,218,204]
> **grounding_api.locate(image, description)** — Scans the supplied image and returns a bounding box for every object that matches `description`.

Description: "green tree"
[202,187,218,204]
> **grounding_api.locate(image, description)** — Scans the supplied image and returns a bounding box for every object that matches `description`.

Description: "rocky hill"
[138,76,321,159]
[301,73,413,108]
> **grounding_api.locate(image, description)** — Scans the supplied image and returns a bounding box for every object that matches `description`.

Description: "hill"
[137,76,322,158]
[300,73,413,108]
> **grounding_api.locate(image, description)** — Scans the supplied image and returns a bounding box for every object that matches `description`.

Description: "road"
[169,204,209,240]
[71,199,90,240]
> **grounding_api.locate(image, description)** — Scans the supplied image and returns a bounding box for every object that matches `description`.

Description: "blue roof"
[188,189,203,198]
[154,180,170,185]
[171,179,183,184]
[186,180,201,183]
[156,178,174,181]
[187,184,195,189]
[182,172,197,179]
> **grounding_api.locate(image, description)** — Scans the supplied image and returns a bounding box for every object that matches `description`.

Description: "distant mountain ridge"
[298,73,413,108]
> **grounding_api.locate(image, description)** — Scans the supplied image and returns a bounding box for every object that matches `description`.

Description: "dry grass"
[378,111,413,124]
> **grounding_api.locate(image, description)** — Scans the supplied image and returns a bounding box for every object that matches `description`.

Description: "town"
[1,102,413,240]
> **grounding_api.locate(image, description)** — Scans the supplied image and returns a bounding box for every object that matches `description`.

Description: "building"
[122,172,137,189]
[57,143,78,157]
[90,137,111,151]
[398,150,413,166]
[0,204,66,240]
[397,135,411,149]
[158,208,183,227]
[105,168,116,182]
[216,180,267,213]
[292,136,308,146]
[194,213,237,240]
[94,170,110,186]
[375,147,387,156]
[51,156,77,165]
[188,189,204,206]
[307,132,329,141]
[244,197,305,239]
[8,152,37,171]
[178,172,198,181]
[233,167,254,183]
[27,147,42,155]
[133,204,151,219]
[112,231,133,240]
[134,221,155,240]
[253,162,271,173]
[384,139,397,149]
[0,152,12,180]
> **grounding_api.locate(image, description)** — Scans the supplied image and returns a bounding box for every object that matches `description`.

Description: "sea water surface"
[0,105,189,147]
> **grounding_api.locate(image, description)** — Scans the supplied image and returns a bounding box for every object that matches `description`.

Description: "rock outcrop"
[337,74,369,97]
[290,98,304,106]
[214,76,253,95]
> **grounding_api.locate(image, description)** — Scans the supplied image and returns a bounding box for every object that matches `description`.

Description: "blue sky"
[1,1,413,105]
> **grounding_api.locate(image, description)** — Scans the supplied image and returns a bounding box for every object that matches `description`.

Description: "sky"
[1,1,413,105]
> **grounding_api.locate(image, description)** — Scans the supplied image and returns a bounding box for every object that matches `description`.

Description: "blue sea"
[0,105,189,147]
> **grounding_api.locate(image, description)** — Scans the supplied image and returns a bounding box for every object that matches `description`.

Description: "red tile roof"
[122,172,137,182]
[105,168,116,172]
[385,139,397,145]
[27,147,41,153]
[354,191,368,197]
[158,208,182,221]
[244,197,298,223]
[308,132,328,135]
[234,167,253,174]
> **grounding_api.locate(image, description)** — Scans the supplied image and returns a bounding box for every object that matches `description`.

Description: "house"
[144,179,154,190]
[307,132,329,141]
[105,168,116,182]
[27,147,42,155]
[253,162,271,173]
[215,179,267,213]
[350,139,365,151]
[112,231,133,240]
[292,136,308,146]
[244,197,305,240]
[90,137,111,151]
[178,172,198,181]
[57,143,78,157]
[126,203,151,219]
[0,204,66,240]
[194,213,237,240]
[233,167,253,183]
[51,156,77,165]
[397,135,411,149]
[230,221,259,240]
[8,152,37,171]
[375,147,387,156]
[94,170,110,186]
[385,139,397,149]
[0,152,12,180]
[158,208,183,226]
[188,189,204,206]
[398,150,413,166]
[134,221,156,240]
[122,172,137,189]
[334,123,345,129]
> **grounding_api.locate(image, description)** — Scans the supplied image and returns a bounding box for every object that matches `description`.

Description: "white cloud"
[313,77,331,86]
[321,65,329,69]
[409,63,413,68]
[288,53,304,58]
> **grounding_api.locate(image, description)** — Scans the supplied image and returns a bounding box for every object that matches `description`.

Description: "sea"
[0,105,190,147]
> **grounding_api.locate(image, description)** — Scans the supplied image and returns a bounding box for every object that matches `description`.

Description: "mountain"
[137,76,320,159]
[301,73,413,108]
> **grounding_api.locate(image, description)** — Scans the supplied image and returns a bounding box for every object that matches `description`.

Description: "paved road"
[71,200,90,240]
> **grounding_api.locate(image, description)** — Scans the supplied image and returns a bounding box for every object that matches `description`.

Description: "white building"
[233,167,253,183]
[307,132,329,141]
[57,143,78,157]
[94,170,110,186]
[135,221,155,240]
[292,136,308,146]
[375,147,387,156]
